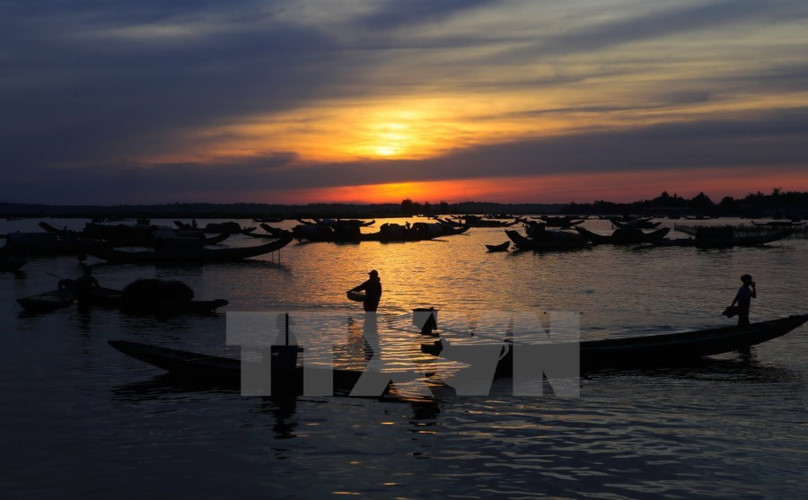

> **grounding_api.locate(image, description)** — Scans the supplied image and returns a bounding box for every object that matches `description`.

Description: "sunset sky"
[3,0,808,205]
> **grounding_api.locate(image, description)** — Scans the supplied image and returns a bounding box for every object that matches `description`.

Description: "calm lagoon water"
[2,217,808,498]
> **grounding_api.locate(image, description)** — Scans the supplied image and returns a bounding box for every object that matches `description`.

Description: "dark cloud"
[1,0,807,203]
[0,2,363,168]
[515,0,808,58]
[351,0,498,31]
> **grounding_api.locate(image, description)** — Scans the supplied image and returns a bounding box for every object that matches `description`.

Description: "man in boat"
[72,263,101,305]
[729,274,757,327]
[351,270,382,312]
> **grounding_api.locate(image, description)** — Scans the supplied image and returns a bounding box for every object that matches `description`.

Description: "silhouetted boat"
[536,216,586,229]
[108,340,384,396]
[118,298,228,315]
[242,223,293,239]
[424,314,808,376]
[86,236,293,264]
[751,220,805,228]
[5,229,86,257]
[201,222,256,235]
[292,221,469,243]
[17,287,227,315]
[17,287,121,313]
[692,227,792,249]
[0,249,26,272]
[485,241,510,252]
[459,215,518,227]
[260,223,293,238]
[576,227,670,245]
[505,229,587,251]
[39,221,229,247]
[314,218,375,227]
[609,218,661,230]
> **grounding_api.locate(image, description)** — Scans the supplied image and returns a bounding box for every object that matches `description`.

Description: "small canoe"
[485,241,510,252]
[17,287,121,313]
[17,289,75,313]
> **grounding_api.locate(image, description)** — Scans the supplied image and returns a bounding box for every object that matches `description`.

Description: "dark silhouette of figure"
[73,263,101,305]
[351,270,382,311]
[730,274,757,327]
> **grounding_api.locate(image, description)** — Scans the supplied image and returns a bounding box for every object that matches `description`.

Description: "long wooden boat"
[424,314,808,376]
[40,221,230,247]
[576,227,670,245]
[751,220,804,228]
[108,340,372,396]
[610,218,661,230]
[505,229,587,251]
[17,287,121,313]
[0,250,27,272]
[363,223,469,242]
[118,299,228,315]
[257,223,294,239]
[694,230,792,249]
[86,236,292,264]
[538,216,586,229]
[202,221,255,235]
[6,230,85,257]
[461,216,518,228]
[292,222,469,243]
[17,287,227,315]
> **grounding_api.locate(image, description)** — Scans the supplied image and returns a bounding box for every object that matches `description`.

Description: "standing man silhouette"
[730,274,757,327]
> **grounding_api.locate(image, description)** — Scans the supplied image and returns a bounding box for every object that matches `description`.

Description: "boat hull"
[424,314,808,377]
[108,340,368,396]
[18,288,227,315]
[87,236,292,264]
[505,230,587,251]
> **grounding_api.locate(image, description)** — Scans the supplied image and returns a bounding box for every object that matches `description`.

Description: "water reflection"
[256,397,298,439]
[5,218,808,498]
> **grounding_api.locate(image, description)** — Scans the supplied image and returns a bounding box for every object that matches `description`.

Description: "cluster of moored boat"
[0,219,293,268]
[2,214,802,276]
[486,215,800,252]
[3,219,293,314]
[284,218,468,243]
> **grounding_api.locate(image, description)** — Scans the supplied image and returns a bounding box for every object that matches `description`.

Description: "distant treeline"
[561,189,808,218]
[0,189,805,219]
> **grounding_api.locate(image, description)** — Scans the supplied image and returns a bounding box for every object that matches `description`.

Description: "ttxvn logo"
[226,310,580,398]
